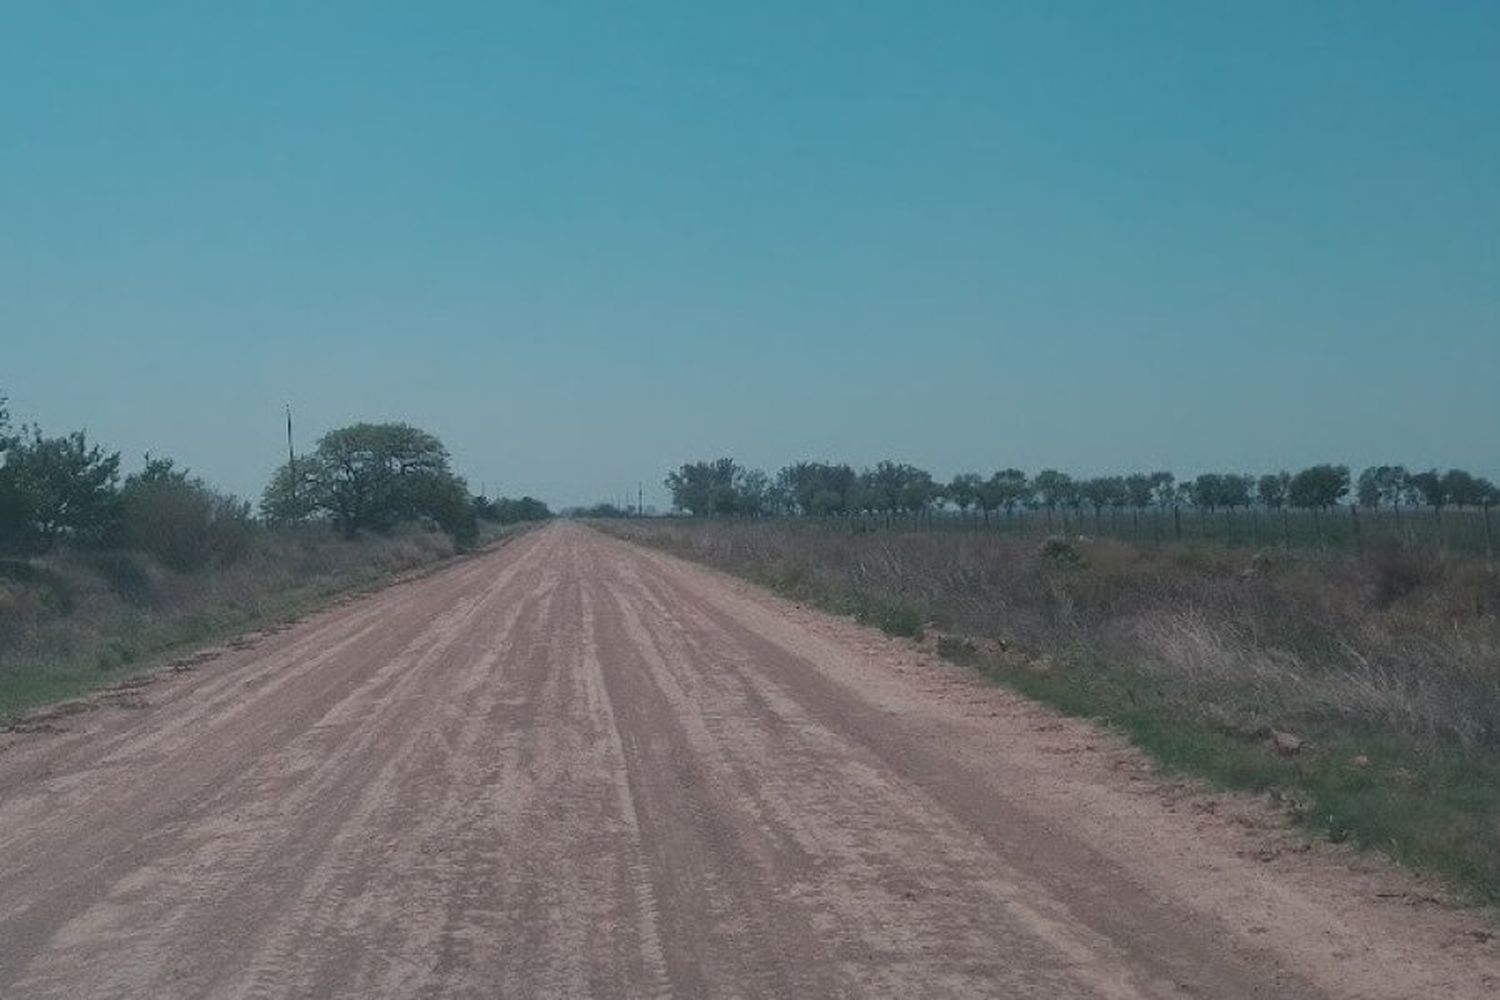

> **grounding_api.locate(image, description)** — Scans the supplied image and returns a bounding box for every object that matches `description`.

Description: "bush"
[121,475,255,571]
[1038,535,1085,567]
[1366,537,1444,608]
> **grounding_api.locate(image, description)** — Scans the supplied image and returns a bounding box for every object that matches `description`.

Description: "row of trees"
[473,494,552,525]
[1,391,534,564]
[665,459,1499,520]
[0,393,254,566]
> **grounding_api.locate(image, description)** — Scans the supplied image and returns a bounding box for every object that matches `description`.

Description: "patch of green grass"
[1,576,350,724]
[852,596,924,638]
[981,651,1500,905]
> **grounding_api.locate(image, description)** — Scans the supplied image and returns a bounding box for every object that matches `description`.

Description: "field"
[599,517,1500,903]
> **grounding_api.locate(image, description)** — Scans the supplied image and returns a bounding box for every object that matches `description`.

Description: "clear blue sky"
[3,2,1496,508]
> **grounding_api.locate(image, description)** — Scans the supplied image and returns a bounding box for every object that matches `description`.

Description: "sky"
[3,2,1496,509]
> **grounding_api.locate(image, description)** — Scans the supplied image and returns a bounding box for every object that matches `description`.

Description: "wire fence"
[755,506,1497,558]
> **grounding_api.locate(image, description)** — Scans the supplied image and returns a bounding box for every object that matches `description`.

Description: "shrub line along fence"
[657,459,1499,560]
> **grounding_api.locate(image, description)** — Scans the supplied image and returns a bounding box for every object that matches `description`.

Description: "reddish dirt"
[0,522,1496,998]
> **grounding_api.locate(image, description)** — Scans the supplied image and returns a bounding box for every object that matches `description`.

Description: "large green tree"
[666,458,743,516]
[1288,464,1350,511]
[261,422,476,544]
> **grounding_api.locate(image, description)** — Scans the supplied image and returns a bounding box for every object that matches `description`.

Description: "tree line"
[665,458,1499,522]
[0,391,546,566]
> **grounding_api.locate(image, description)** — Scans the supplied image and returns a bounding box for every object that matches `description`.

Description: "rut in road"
[0,522,1497,999]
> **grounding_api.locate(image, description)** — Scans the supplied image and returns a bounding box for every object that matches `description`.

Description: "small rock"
[1351,754,1371,768]
[1270,731,1303,756]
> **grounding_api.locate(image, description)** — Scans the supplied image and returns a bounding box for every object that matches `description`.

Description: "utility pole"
[638,482,643,518]
[285,403,296,505]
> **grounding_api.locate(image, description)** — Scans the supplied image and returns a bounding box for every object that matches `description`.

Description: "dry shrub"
[0,522,461,676]
[1367,537,1446,608]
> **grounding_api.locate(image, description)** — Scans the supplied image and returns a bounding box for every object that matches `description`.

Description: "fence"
[775,505,1496,558]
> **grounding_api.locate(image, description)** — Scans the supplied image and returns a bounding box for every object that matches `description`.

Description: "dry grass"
[602,519,1500,902]
[0,523,472,721]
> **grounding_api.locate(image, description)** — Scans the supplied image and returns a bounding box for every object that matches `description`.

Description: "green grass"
[981,648,1500,899]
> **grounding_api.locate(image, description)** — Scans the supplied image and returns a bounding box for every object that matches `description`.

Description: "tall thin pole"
[638,482,643,518]
[285,403,296,504]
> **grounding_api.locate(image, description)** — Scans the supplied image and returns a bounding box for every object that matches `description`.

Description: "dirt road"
[0,523,1495,998]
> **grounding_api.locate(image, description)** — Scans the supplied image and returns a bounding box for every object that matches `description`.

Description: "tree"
[777,462,855,516]
[1189,473,1225,512]
[0,426,122,553]
[1441,469,1483,509]
[983,468,1030,519]
[1408,469,1447,516]
[898,467,936,516]
[482,495,551,523]
[1357,465,1413,513]
[1288,464,1350,511]
[947,473,983,517]
[1150,471,1177,509]
[1357,467,1385,509]
[666,458,742,516]
[1219,474,1253,511]
[1476,478,1499,510]
[1258,472,1290,509]
[260,459,323,524]
[736,469,772,517]
[861,462,931,518]
[121,454,253,570]
[1031,470,1073,513]
[1080,477,1123,521]
[1124,473,1156,510]
[262,422,477,544]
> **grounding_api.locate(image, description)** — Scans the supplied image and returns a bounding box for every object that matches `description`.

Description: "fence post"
[1485,504,1494,564]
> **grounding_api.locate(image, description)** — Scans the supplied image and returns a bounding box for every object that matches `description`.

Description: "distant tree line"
[567,501,641,519]
[473,494,552,525]
[665,459,1498,519]
[0,390,527,565]
[664,458,1499,552]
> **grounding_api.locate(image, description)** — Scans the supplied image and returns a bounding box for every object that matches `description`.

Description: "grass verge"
[597,518,1500,908]
[0,522,534,725]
